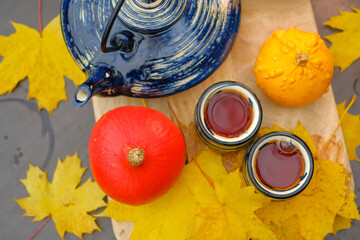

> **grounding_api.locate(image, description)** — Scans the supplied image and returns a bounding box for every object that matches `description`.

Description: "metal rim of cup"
[246,131,314,199]
[195,81,263,150]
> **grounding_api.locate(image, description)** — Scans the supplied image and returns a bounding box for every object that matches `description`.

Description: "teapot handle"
[101,0,126,53]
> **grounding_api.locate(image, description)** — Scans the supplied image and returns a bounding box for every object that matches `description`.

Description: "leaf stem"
[193,158,215,189]
[38,0,43,37]
[141,99,147,108]
[316,95,357,159]
[29,215,51,240]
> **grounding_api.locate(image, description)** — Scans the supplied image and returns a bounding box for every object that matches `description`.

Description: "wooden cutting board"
[91,0,353,239]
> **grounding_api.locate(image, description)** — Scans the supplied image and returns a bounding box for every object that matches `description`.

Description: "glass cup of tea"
[243,131,314,199]
[194,81,262,152]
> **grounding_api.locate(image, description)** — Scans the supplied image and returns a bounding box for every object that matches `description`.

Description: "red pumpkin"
[89,106,186,205]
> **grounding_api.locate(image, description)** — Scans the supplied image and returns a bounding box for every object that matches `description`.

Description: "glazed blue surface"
[60,0,241,105]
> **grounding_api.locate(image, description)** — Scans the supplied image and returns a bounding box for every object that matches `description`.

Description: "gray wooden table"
[0,0,359,239]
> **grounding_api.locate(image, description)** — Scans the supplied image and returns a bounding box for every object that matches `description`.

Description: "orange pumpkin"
[89,106,186,205]
[253,28,333,107]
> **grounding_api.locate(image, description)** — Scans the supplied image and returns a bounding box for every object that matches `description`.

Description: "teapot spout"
[73,83,92,107]
[73,65,124,107]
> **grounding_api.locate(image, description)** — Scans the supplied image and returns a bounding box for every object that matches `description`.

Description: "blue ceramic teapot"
[60,0,241,107]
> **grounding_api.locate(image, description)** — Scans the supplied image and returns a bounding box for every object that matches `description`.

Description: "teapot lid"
[117,0,187,33]
[61,0,241,98]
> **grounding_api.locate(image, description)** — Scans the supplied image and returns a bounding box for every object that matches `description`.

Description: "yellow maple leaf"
[193,171,276,240]
[337,100,360,161]
[324,7,360,71]
[333,190,360,234]
[256,160,360,239]
[15,153,106,239]
[186,150,276,240]
[99,150,275,240]
[99,160,199,239]
[333,215,352,234]
[0,15,85,114]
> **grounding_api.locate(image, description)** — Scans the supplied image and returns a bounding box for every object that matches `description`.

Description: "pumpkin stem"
[128,147,145,166]
[296,54,308,67]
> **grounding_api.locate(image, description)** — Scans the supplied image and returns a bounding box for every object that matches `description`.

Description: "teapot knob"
[109,30,135,53]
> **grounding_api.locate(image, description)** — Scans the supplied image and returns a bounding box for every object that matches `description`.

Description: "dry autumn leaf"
[193,173,276,239]
[15,153,106,239]
[100,150,276,240]
[256,160,359,240]
[0,15,85,114]
[324,7,360,71]
[254,124,360,240]
[190,150,276,240]
[98,153,199,240]
[99,169,198,240]
[337,100,360,161]
[333,190,360,233]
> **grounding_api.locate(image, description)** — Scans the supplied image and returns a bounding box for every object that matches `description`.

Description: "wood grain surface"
[91,0,352,238]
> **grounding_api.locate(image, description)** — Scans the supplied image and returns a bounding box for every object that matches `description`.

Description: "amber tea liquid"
[205,91,252,138]
[255,141,304,190]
